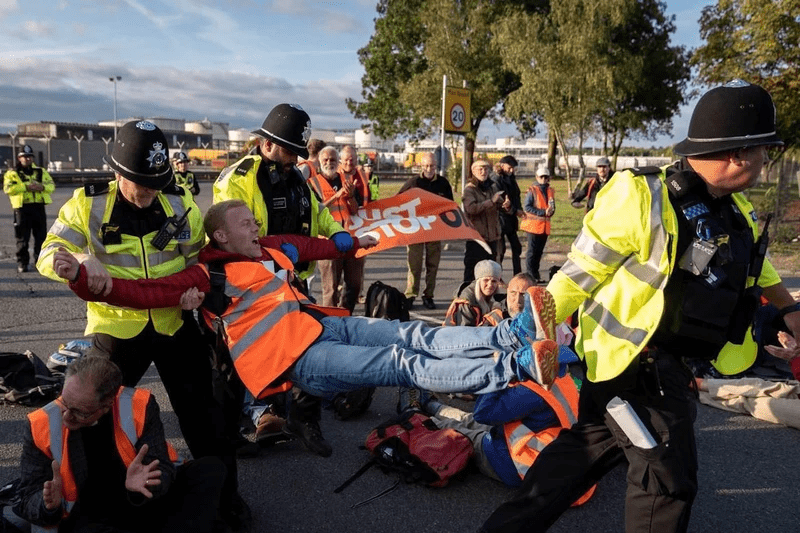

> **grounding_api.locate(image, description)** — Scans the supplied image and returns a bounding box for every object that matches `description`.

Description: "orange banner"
[350,189,487,258]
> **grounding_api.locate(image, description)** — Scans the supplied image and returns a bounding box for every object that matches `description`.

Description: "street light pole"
[109,76,121,140]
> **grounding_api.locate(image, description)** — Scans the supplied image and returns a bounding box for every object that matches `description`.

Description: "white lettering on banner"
[349,197,437,239]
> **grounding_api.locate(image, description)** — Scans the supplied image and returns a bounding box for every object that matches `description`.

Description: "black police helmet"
[17,145,34,158]
[173,151,190,163]
[674,80,783,157]
[104,120,172,190]
[498,155,518,167]
[251,103,312,159]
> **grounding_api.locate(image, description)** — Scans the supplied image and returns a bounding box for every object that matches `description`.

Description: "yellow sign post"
[444,87,471,134]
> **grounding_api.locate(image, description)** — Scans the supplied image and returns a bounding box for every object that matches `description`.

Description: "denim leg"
[289,316,522,399]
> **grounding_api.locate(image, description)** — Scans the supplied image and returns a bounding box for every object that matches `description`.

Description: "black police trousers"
[480,351,698,533]
[13,203,47,267]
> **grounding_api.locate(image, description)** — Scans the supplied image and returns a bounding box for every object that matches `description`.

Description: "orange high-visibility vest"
[200,249,347,399]
[520,185,554,235]
[297,160,320,180]
[307,173,352,228]
[502,376,596,506]
[27,387,179,524]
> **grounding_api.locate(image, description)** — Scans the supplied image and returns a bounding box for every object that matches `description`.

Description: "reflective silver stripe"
[573,230,626,268]
[148,248,182,267]
[47,220,87,249]
[548,385,577,426]
[93,252,142,268]
[230,300,301,361]
[117,388,137,444]
[559,260,600,293]
[43,402,64,463]
[225,274,299,361]
[88,193,109,255]
[584,300,649,346]
[164,194,186,217]
[619,174,669,290]
[179,239,203,258]
[507,424,551,477]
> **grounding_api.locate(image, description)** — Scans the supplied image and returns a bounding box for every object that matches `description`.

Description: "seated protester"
[52,200,564,403]
[400,347,594,501]
[444,260,505,327]
[14,356,226,533]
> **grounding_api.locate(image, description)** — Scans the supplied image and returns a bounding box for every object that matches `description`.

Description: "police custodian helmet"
[104,120,172,190]
[673,80,783,157]
[173,151,190,163]
[17,145,35,158]
[251,103,312,159]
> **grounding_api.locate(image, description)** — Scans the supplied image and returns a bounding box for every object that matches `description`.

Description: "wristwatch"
[779,302,800,318]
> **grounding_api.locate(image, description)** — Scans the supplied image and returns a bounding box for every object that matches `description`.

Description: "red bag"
[363,410,473,488]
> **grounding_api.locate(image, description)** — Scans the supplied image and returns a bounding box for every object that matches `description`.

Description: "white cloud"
[0,0,19,20]
[22,20,55,37]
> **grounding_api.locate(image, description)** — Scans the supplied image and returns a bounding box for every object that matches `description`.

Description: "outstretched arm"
[66,262,211,309]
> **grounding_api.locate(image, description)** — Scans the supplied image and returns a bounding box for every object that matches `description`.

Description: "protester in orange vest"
[53,200,564,403]
[520,166,556,282]
[15,356,226,533]
[307,146,364,311]
[398,348,592,497]
[297,138,327,181]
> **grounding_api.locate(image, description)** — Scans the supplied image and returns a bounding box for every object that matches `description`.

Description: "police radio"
[152,207,192,251]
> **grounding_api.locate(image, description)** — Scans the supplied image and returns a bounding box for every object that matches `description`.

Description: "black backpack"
[0,351,61,407]
[365,281,410,321]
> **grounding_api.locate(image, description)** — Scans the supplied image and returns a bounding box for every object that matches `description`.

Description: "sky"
[0,0,712,148]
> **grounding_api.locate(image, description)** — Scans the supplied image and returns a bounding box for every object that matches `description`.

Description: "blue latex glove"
[279,243,299,264]
[331,231,353,253]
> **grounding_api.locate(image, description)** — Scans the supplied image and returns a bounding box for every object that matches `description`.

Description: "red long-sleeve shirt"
[69,234,347,309]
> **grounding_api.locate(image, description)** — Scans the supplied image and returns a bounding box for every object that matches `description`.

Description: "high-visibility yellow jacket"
[3,165,55,209]
[36,180,204,338]
[213,154,344,279]
[27,387,179,526]
[550,165,781,382]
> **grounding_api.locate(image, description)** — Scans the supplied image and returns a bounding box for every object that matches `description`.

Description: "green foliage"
[691,0,800,149]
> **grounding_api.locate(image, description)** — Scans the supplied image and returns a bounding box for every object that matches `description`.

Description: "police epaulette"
[162,183,186,196]
[234,157,255,176]
[84,182,110,196]
[628,166,663,176]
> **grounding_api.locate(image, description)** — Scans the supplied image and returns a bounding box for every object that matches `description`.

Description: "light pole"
[109,76,121,140]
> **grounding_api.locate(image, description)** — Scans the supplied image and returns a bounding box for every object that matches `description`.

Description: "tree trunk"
[554,127,572,193]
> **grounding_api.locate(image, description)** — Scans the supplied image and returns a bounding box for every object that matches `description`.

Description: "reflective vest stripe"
[573,230,627,268]
[117,388,137,446]
[502,376,580,479]
[43,221,87,250]
[558,260,600,293]
[307,175,348,226]
[520,186,554,234]
[584,300,649,346]
[93,252,142,268]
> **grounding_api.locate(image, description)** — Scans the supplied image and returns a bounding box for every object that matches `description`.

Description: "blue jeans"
[289,316,522,399]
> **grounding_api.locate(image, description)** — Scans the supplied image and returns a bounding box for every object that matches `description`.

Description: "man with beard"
[214,104,350,457]
[307,146,363,311]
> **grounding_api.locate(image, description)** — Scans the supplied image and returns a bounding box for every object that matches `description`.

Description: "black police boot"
[283,416,332,457]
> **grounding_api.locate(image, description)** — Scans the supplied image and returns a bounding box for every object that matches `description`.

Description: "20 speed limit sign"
[444,87,470,134]
[450,104,466,129]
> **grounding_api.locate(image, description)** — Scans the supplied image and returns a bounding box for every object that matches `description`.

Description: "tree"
[496,0,690,190]
[691,0,800,150]
[347,0,530,168]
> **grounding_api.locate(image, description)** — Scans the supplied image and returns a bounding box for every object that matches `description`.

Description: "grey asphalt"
[0,184,798,532]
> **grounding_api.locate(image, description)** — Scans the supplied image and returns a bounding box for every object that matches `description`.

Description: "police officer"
[172,151,200,195]
[3,145,55,272]
[480,81,800,533]
[214,103,351,458]
[36,120,248,531]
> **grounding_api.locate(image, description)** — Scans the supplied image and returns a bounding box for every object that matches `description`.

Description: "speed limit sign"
[450,104,466,129]
[444,87,470,134]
